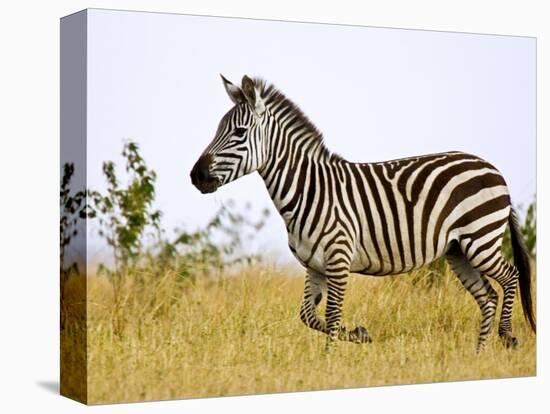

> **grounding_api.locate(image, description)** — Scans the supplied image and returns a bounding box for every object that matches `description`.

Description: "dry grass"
[79,264,535,404]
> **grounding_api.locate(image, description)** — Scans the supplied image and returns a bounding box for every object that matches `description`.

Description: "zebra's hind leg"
[479,256,520,348]
[446,243,498,351]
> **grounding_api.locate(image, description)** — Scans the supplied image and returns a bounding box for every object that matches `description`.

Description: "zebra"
[190,74,536,351]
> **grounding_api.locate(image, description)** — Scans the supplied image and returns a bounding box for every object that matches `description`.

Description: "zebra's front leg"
[299,269,327,333]
[324,255,371,346]
[300,268,371,344]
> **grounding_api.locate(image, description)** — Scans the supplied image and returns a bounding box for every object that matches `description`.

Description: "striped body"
[191,75,535,350]
[273,152,510,277]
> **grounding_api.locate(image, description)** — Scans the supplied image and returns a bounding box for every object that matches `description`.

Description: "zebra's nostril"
[197,168,208,181]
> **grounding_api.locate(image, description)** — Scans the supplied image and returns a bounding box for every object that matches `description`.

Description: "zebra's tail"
[509,208,536,333]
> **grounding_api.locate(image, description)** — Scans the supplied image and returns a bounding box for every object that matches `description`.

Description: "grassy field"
[73,263,535,404]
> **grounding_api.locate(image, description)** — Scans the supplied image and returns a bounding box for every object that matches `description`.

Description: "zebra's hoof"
[502,335,519,349]
[349,326,372,344]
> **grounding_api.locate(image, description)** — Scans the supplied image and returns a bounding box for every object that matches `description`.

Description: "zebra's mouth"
[195,176,221,194]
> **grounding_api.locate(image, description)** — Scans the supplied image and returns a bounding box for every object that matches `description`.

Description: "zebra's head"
[190,74,267,194]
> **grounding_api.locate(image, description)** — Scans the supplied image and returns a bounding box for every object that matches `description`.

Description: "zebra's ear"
[241,75,265,116]
[221,74,245,105]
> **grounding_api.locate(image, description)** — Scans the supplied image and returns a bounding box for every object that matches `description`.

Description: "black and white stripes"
[191,75,535,350]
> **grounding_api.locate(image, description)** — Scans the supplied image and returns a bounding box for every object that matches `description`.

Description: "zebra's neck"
[257,111,344,230]
[250,81,348,233]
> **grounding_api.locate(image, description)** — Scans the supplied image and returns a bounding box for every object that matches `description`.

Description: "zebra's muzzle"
[190,154,220,194]
[194,177,220,194]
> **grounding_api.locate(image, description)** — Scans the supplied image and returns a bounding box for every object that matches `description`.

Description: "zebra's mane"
[254,78,343,162]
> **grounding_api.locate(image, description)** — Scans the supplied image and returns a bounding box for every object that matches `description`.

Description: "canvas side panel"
[60,9,88,404]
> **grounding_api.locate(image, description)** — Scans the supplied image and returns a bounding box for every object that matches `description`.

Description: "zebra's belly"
[349,242,450,276]
[288,231,452,275]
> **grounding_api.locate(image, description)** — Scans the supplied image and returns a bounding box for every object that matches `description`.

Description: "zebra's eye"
[234,127,247,137]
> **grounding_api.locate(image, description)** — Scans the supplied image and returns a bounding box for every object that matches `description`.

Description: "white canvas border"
[0,1,547,413]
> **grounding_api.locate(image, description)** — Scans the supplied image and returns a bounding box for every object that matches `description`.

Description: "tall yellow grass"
[77,263,535,404]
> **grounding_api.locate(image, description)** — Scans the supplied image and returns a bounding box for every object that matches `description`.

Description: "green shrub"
[87,141,161,273]
[152,200,270,279]
[60,162,83,276]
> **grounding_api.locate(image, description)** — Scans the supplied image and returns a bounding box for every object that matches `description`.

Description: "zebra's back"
[346,151,511,275]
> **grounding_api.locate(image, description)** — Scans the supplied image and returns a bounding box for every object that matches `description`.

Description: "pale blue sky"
[85,9,536,264]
